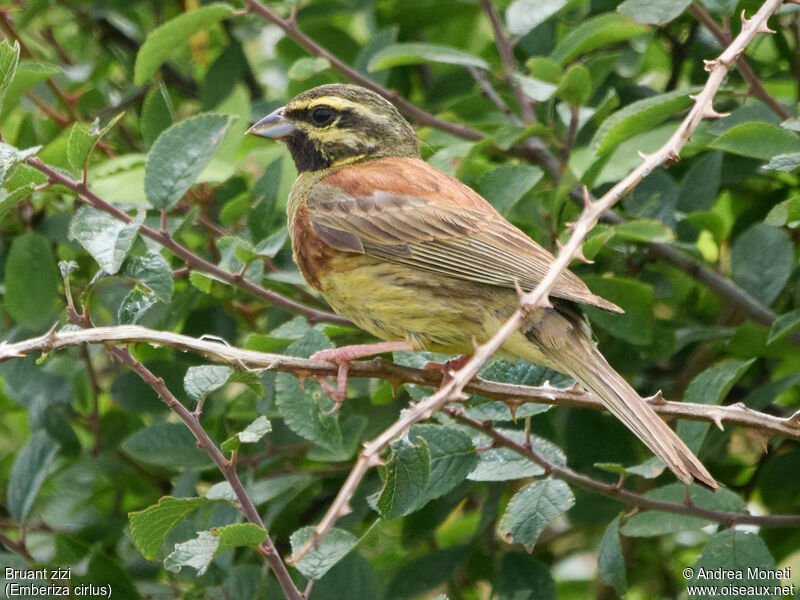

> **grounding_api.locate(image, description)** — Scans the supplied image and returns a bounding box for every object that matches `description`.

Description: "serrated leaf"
[66,123,96,172]
[0,142,41,187]
[117,288,158,324]
[134,3,236,85]
[598,516,627,595]
[764,197,800,228]
[184,365,234,401]
[121,423,212,469]
[686,530,778,595]
[618,0,692,24]
[253,228,289,258]
[375,436,431,519]
[4,231,59,330]
[0,183,35,221]
[69,205,144,274]
[221,416,272,453]
[678,359,754,453]
[477,164,543,215]
[731,223,793,306]
[551,13,648,65]
[409,424,477,505]
[122,251,174,302]
[0,40,20,114]
[142,83,176,148]
[128,496,211,560]
[498,479,574,551]
[2,61,59,119]
[505,0,567,36]
[583,276,654,345]
[290,527,357,580]
[592,88,700,154]
[709,122,800,160]
[145,113,233,209]
[468,430,564,481]
[763,151,800,172]
[768,309,800,345]
[611,219,674,243]
[8,431,58,523]
[368,42,489,71]
[163,523,268,575]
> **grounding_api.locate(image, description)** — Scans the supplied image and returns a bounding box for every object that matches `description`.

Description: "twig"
[26,157,349,326]
[689,3,791,120]
[447,408,800,528]
[3,324,796,439]
[467,66,520,125]
[286,0,785,561]
[64,312,303,600]
[478,0,535,123]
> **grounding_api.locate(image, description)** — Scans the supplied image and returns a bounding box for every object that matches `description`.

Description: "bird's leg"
[311,341,413,411]
[423,354,474,388]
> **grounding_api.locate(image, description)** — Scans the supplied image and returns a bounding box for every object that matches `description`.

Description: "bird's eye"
[311,106,335,126]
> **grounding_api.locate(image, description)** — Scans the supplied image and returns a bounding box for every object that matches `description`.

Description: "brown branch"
[467,66,520,125]
[447,408,800,528]
[478,0,535,123]
[26,157,349,326]
[64,313,303,600]
[689,3,791,120]
[3,324,796,439]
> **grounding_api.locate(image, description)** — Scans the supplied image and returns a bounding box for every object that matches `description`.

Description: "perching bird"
[247,83,717,490]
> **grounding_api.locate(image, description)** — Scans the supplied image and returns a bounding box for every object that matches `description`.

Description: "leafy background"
[1,0,800,598]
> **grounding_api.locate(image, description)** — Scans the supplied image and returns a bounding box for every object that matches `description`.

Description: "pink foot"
[311,341,412,412]
[423,354,473,388]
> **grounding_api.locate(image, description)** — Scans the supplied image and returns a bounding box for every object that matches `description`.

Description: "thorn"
[337,503,353,517]
[568,381,581,393]
[703,107,730,119]
[711,412,725,431]
[784,408,800,426]
[366,454,384,468]
[644,390,666,405]
[581,185,593,209]
[387,377,403,398]
[702,59,719,72]
[740,9,747,26]
[573,244,594,264]
[509,403,518,422]
[664,150,681,167]
[637,150,650,160]
[513,277,525,301]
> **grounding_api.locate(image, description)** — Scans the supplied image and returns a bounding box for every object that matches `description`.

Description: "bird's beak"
[245,106,296,139]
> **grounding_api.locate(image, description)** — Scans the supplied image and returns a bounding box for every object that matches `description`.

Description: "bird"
[246,83,717,490]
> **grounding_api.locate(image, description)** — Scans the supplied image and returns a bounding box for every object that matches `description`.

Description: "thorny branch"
[242,0,796,344]
[286,0,786,561]
[1,324,797,440]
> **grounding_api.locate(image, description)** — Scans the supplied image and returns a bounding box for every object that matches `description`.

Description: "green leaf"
[583,276,654,345]
[677,152,723,212]
[69,206,144,274]
[551,13,648,65]
[764,197,800,228]
[184,365,234,401]
[117,288,158,324]
[731,223,793,306]
[620,483,744,537]
[698,0,738,14]
[592,88,699,154]
[290,527,358,580]
[8,431,58,523]
[469,430,564,481]
[685,210,727,245]
[128,496,211,560]
[386,547,467,598]
[598,516,627,595]
[768,309,800,344]
[221,416,272,453]
[141,83,176,148]
[678,359,754,453]
[4,231,59,330]
[367,42,489,71]
[121,423,212,469]
[494,553,555,600]
[498,479,574,551]
[686,531,778,596]
[582,226,614,260]
[611,219,674,243]
[0,183,35,221]
[0,142,41,187]
[163,523,268,575]
[145,113,233,209]
[709,122,800,160]
[0,40,21,114]
[618,0,692,24]
[375,436,431,519]
[1,61,59,120]
[409,424,477,504]
[253,228,289,258]
[133,3,236,85]
[477,164,543,215]
[513,73,558,102]
[556,64,591,106]
[66,123,96,173]
[288,56,332,80]
[763,151,800,172]
[505,0,567,37]
[122,251,174,302]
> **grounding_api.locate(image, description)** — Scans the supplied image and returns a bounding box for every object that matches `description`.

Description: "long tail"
[520,317,718,490]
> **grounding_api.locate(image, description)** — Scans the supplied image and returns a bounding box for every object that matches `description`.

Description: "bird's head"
[246,84,420,172]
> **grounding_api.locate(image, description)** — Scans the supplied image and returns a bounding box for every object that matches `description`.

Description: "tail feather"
[565,337,718,490]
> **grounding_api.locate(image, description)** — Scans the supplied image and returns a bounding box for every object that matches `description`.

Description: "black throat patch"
[285,130,329,172]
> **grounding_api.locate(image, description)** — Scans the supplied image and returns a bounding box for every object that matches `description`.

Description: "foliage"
[0,0,799,599]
